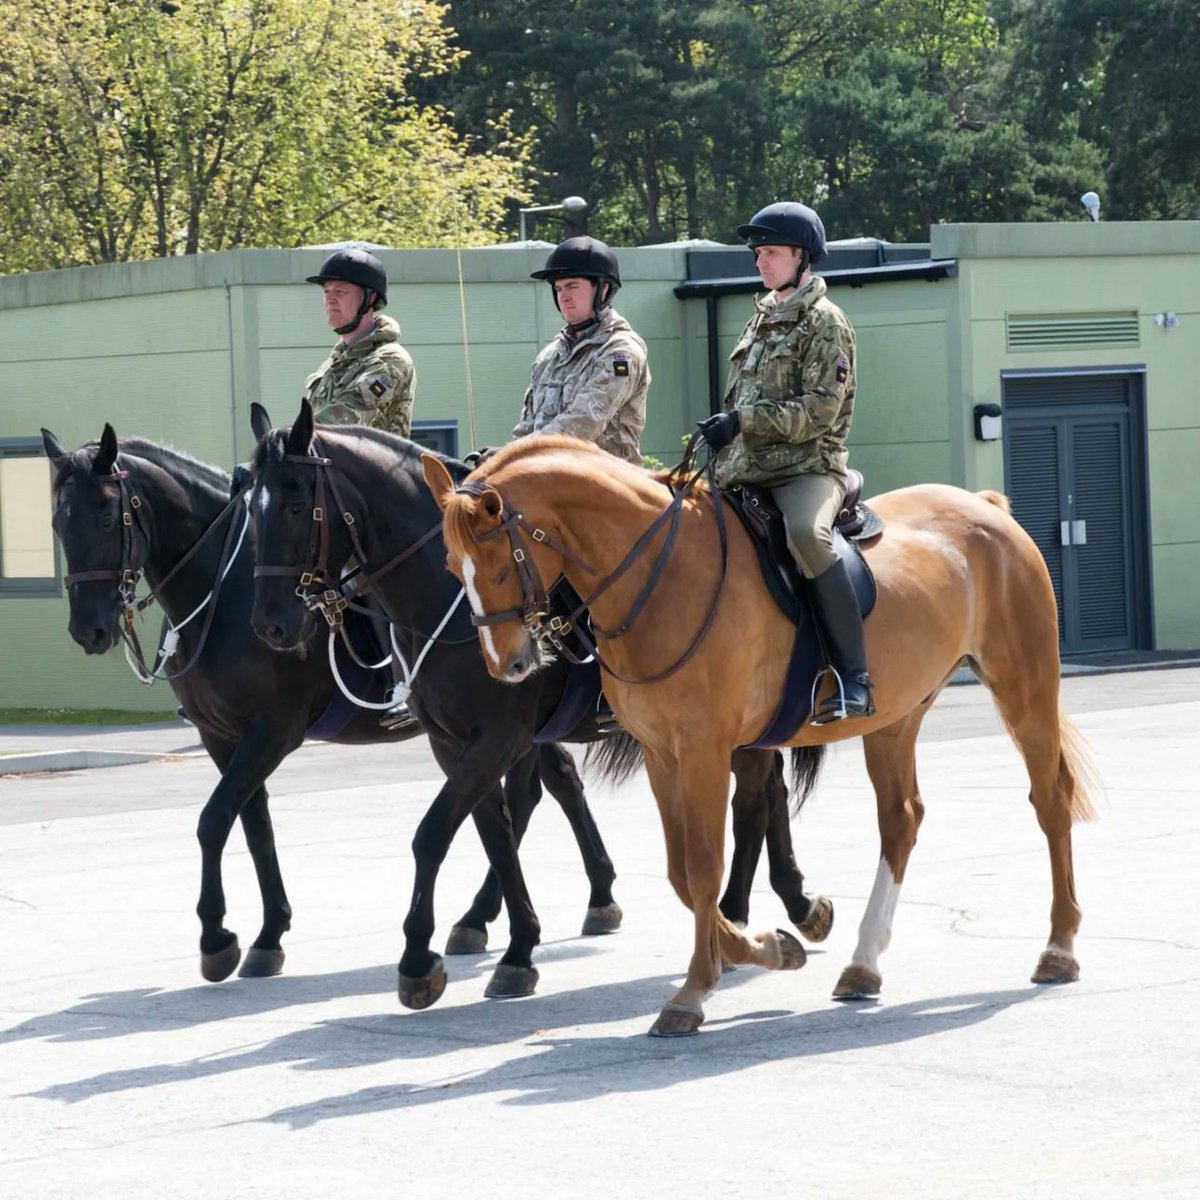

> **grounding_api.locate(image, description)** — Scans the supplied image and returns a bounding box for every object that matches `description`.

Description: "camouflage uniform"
[304,314,415,436]
[513,307,649,465]
[716,275,857,578]
[715,275,855,488]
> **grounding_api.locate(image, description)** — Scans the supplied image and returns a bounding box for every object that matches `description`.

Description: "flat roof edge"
[673,260,958,299]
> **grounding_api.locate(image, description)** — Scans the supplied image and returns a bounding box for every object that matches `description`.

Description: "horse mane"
[54,436,230,495]
[252,422,464,476]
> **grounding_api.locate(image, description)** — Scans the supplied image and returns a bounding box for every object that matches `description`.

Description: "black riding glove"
[463,446,497,470]
[697,410,741,452]
[231,463,252,498]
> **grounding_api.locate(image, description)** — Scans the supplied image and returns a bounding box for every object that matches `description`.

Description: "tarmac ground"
[1,667,1198,1199]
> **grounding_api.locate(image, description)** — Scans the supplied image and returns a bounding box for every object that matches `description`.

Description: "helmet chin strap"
[334,287,376,337]
[788,249,810,292]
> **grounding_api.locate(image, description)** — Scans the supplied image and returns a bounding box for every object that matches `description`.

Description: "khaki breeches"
[769,471,846,580]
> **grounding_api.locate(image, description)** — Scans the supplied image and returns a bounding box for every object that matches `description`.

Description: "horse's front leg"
[236,784,293,978]
[397,734,524,1010]
[646,744,807,1037]
[195,726,298,982]
[445,748,542,956]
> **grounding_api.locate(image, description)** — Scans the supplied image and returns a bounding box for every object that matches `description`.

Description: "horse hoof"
[581,902,623,936]
[797,895,835,943]
[773,929,808,971]
[200,940,241,983]
[238,947,285,978]
[445,925,488,955]
[649,1004,704,1037]
[398,958,447,1010]
[833,964,882,1000]
[1032,948,1080,984]
[484,963,539,999]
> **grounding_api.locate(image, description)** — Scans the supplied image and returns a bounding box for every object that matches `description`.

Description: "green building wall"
[2,222,1198,713]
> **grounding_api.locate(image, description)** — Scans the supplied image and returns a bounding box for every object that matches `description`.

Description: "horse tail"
[977,489,1012,514]
[789,745,827,815]
[584,731,644,787]
[1056,714,1100,823]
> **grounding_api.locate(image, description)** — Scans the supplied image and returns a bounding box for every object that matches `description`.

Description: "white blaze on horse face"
[849,857,903,974]
[460,552,500,668]
[257,483,272,516]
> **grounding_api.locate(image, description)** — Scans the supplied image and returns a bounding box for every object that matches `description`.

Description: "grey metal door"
[1003,372,1150,653]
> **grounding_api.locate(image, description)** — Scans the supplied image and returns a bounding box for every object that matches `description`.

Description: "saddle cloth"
[725,469,882,747]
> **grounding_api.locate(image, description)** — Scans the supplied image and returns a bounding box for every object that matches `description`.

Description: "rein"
[458,433,729,685]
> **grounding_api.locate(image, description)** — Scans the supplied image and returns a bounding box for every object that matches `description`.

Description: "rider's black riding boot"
[808,559,875,724]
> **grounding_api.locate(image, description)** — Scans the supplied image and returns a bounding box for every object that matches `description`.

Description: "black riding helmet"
[737,202,828,267]
[531,236,622,317]
[306,248,388,335]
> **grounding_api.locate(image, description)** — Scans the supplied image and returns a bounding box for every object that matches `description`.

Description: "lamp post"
[518,195,588,241]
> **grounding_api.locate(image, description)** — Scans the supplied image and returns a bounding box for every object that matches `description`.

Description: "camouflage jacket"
[304,314,416,436]
[513,307,649,465]
[714,276,856,489]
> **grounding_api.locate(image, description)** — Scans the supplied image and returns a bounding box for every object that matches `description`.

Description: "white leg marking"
[257,483,272,515]
[460,553,500,668]
[850,857,903,974]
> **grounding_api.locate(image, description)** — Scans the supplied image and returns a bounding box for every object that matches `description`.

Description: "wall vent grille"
[1006,312,1140,352]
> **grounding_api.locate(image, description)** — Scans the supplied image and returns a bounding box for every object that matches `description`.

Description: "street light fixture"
[518,195,588,241]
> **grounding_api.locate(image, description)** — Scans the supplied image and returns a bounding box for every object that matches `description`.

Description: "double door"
[1003,372,1150,653]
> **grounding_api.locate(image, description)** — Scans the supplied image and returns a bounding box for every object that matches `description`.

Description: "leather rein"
[458,434,729,686]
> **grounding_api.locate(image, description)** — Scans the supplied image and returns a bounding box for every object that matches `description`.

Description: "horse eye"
[288,501,306,515]
[101,512,116,532]
[493,567,511,585]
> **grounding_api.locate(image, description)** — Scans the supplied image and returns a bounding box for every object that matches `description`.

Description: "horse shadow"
[261,985,1043,1129]
[0,937,598,1051]
[24,959,1042,1116]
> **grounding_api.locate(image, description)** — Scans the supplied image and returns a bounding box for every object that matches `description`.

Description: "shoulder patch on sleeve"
[835,355,849,384]
[369,376,389,399]
[612,355,630,378]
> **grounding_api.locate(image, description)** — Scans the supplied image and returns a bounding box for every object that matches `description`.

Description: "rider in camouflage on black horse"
[304,247,415,436]
[697,202,874,722]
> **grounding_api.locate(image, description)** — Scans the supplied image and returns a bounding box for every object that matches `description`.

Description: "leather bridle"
[457,436,729,685]
[252,437,443,628]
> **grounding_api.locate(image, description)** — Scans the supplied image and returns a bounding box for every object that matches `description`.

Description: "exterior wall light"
[973,403,1003,442]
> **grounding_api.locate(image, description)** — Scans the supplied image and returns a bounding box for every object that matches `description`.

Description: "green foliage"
[0,0,532,272]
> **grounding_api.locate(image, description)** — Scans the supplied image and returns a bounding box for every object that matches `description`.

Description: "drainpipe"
[706,295,721,415]
[224,284,238,467]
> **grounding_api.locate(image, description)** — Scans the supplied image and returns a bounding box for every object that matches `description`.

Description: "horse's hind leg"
[236,785,292,978]
[536,743,621,935]
[970,652,1091,984]
[722,749,834,941]
[835,707,929,1000]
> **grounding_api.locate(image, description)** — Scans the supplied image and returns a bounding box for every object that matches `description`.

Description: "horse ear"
[480,490,503,519]
[250,402,273,443]
[93,423,119,474]
[421,453,456,510]
[41,428,68,468]
[285,398,314,456]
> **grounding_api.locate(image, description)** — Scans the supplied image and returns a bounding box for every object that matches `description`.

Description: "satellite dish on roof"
[1080,192,1101,222]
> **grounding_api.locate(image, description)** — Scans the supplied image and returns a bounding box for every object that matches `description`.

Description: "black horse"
[249,399,833,1009]
[42,425,625,984]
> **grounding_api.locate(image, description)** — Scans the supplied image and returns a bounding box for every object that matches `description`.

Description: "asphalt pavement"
[1,668,1198,1199]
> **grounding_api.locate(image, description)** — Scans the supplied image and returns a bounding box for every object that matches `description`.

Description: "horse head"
[423,449,559,684]
[249,398,371,652]
[44,423,151,655]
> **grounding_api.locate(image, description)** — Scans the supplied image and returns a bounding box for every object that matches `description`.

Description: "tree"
[0,0,532,273]
[996,0,1200,219]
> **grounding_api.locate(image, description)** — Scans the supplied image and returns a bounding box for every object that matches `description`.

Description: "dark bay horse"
[41,425,625,985]
[426,435,1098,1036]
[248,400,832,1009]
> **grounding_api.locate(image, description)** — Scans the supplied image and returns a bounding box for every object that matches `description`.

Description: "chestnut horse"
[423,436,1097,1037]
